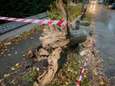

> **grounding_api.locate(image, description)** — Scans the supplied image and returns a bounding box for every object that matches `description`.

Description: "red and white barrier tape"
[76,58,88,86]
[0,16,66,26]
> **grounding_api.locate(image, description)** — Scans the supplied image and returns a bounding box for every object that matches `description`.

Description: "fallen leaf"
[15,63,21,68]
[11,67,15,70]
[4,74,10,78]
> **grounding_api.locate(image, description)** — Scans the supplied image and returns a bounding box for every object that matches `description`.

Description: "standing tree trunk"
[56,0,70,36]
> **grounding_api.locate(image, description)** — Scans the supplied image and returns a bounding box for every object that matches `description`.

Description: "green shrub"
[48,3,82,21]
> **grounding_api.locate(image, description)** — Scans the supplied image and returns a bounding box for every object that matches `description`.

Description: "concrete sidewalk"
[0,24,37,41]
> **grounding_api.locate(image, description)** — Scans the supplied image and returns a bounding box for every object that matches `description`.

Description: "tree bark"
[36,48,62,86]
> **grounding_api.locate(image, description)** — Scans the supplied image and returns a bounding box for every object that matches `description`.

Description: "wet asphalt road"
[93,4,115,78]
[0,32,40,78]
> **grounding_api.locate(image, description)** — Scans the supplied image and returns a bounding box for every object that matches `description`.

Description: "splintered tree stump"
[32,24,87,86]
[32,26,87,86]
[33,26,69,86]
[32,29,87,86]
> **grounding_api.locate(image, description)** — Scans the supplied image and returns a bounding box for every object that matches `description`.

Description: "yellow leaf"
[15,63,21,68]
[4,74,10,78]
[11,67,15,70]
[100,81,104,85]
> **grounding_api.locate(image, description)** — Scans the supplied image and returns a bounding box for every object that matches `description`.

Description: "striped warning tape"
[0,16,66,26]
[0,16,67,32]
[76,58,88,86]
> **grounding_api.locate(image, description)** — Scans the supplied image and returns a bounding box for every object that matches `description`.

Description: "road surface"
[0,32,41,78]
[92,4,115,80]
